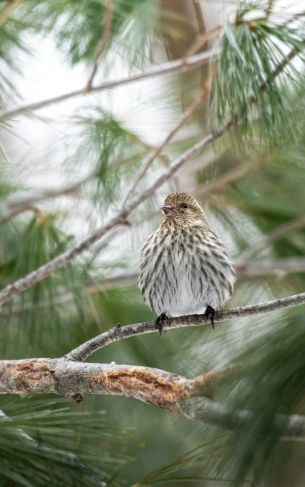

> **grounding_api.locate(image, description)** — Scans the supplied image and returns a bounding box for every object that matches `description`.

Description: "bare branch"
[0,203,43,227]
[237,257,305,277]
[0,173,94,227]
[199,157,261,199]
[86,0,114,91]
[65,290,305,362]
[0,0,21,27]
[265,0,275,18]
[183,25,222,60]
[122,65,216,206]
[0,358,305,439]
[181,397,305,440]
[0,49,216,122]
[237,215,305,264]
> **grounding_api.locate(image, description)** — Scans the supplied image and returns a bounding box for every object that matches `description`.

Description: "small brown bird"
[138,192,235,330]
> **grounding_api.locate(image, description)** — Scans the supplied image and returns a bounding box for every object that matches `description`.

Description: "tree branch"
[181,397,305,440]
[0,358,304,440]
[199,157,261,199]
[237,215,305,264]
[85,0,114,91]
[0,49,216,122]
[0,358,194,410]
[121,64,216,206]
[237,257,305,277]
[65,290,305,362]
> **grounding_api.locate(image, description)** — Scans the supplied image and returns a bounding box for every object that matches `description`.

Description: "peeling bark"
[0,359,193,410]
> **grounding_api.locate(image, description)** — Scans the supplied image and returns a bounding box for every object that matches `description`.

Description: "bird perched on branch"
[138,192,236,332]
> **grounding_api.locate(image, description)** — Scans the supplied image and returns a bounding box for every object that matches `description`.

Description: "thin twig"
[65,290,305,362]
[121,65,216,207]
[199,157,261,199]
[0,127,227,307]
[86,0,114,91]
[183,25,222,60]
[237,257,305,277]
[0,204,42,227]
[265,0,274,18]
[0,0,21,27]
[0,49,217,122]
[237,215,305,264]
[0,173,94,227]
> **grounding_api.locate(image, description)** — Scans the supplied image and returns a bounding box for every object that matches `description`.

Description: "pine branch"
[0,49,216,121]
[65,291,305,362]
[0,409,37,446]
[0,173,94,227]
[0,358,304,439]
[199,157,262,199]
[0,203,44,227]
[121,65,216,206]
[237,257,305,277]
[0,128,227,307]
[183,25,222,59]
[85,0,114,91]
[237,215,305,264]
[181,397,305,440]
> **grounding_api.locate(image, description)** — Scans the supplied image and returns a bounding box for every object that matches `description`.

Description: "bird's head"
[161,192,208,228]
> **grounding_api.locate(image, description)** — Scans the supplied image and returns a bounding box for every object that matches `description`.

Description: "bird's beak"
[161,205,175,215]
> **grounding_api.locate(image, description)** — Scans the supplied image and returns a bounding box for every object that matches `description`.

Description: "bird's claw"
[155,313,167,336]
[114,324,122,339]
[204,305,216,329]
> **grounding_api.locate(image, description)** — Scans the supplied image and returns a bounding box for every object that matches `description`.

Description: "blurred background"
[1,0,305,485]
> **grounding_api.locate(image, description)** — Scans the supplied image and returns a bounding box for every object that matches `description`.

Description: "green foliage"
[0,397,128,486]
[0,214,86,356]
[70,108,139,203]
[21,0,160,67]
[0,14,31,104]
[223,309,305,484]
[210,2,305,143]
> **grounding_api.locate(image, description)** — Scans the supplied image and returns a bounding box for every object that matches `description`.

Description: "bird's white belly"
[139,238,233,317]
[157,250,217,316]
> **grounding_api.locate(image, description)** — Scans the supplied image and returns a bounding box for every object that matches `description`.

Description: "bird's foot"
[204,305,216,329]
[114,324,122,340]
[155,313,167,336]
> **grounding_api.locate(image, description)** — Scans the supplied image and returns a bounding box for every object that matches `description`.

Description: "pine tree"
[1,0,305,485]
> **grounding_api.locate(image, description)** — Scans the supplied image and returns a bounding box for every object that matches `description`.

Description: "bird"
[138,192,236,333]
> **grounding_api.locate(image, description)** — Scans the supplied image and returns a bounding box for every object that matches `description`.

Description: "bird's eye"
[181,203,188,209]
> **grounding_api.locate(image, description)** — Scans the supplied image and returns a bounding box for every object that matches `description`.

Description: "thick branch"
[66,290,305,362]
[0,358,193,411]
[0,49,216,121]
[0,358,305,439]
